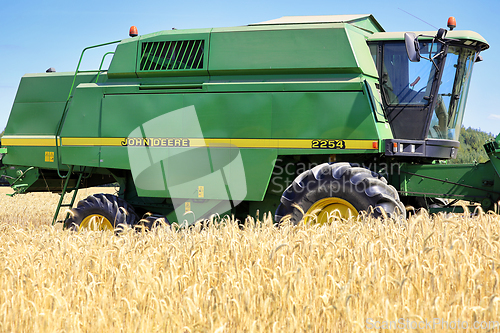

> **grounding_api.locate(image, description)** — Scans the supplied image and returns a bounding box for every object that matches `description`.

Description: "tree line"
[451,126,495,164]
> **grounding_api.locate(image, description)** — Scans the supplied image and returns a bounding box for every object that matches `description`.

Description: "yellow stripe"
[2,137,377,150]
[279,139,316,149]
[62,137,377,150]
[344,140,377,150]
[61,137,125,146]
[196,139,280,148]
[1,138,57,147]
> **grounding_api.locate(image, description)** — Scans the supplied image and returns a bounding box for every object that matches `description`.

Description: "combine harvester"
[0,15,497,230]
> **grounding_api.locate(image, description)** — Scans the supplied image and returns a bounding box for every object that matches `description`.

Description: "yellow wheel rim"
[79,214,114,231]
[304,198,358,224]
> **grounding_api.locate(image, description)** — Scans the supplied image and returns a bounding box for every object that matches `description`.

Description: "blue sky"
[1,0,499,134]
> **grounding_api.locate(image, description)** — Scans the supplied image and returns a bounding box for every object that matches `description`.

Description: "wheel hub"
[79,214,114,231]
[304,198,358,224]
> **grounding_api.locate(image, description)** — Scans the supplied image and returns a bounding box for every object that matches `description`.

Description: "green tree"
[451,127,494,164]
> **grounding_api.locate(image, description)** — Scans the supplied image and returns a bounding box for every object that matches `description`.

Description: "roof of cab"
[368,30,489,50]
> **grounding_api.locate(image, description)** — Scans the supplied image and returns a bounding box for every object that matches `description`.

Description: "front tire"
[275,163,404,224]
[64,193,139,231]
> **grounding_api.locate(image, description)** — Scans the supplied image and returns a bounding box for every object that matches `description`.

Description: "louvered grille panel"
[139,40,204,71]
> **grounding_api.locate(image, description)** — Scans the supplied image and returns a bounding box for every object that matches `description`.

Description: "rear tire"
[275,163,404,224]
[135,213,170,231]
[64,193,138,231]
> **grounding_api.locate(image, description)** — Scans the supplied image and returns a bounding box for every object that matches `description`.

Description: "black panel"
[385,139,459,159]
[386,106,429,140]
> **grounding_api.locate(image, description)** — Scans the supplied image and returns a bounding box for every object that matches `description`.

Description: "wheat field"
[0,189,499,332]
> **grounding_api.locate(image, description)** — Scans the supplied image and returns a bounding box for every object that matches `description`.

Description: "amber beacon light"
[129,26,138,37]
[447,17,456,30]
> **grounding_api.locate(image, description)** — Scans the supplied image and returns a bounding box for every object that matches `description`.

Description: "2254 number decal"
[311,140,346,149]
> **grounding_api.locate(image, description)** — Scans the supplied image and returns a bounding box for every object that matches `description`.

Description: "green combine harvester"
[0,14,497,230]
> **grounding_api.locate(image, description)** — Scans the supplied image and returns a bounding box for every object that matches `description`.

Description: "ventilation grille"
[140,40,205,71]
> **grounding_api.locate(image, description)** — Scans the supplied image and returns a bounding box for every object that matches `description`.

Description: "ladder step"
[52,166,86,226]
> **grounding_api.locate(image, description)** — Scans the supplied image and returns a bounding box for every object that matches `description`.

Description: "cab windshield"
[380,42,476,141]
[427,45,476,140]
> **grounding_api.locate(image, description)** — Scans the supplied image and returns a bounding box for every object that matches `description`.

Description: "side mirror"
[436,28,447,40]
[405,32,420,62]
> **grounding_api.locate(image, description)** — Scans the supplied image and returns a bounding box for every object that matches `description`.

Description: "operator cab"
[368,24,488,159]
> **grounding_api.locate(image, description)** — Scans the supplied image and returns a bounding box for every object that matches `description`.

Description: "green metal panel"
[396,162,500,208]
[59,83,110,167]
[345,25,378,79]
[374,123,393,148]
[2,147,53,169]
[271,91,379,140]
[101,94,184,138]
[209,24,360,75]
[99,147,128,169]
[11,72,76,104]
[101,92,274,140]
[363,78,386,123]
[239,149,277,200]
[185,93,273,139]
[7,102,66,135]
[4,73,99,136]
[60,84,103,139]
[107,38,138,78]
[132,147,277,201]
[61,147,100,167]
